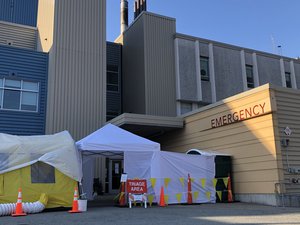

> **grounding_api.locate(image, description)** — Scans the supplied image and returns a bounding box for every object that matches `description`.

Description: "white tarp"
[0,131,82,181]
[76,124,160,199]
[124,151,216,204]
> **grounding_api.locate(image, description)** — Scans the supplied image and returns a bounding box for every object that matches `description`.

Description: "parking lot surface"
[1,202,300,225]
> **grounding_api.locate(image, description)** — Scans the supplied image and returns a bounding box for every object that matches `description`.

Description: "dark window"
[246,65,254,88]
[285,72,292,88]
[107,65,119,92]
[3,89,20,110]
[200,57,209,81]
[31,162,55,183]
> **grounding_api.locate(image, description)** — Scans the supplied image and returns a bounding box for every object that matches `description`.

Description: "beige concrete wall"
[274,87,300,194]
[157,84,282,195]
[36,0,55,52]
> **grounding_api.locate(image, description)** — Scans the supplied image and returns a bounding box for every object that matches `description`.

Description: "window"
[180,102,192,115]
[0,78,39,112]
[200,56,209,81]
[31,162,55,183]
[285,72,292,88]
[107,65,119,92]
[246,65,254,88]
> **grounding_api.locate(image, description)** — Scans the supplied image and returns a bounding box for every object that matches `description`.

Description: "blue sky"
[107,0,300,58]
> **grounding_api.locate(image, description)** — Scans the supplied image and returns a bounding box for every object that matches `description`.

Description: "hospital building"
[1,0,300,206]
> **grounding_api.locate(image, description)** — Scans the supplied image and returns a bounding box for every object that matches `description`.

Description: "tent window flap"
[31,162,55,183]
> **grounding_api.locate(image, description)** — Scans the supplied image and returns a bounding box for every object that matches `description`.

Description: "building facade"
[155,84,300,207]
[121,11,300,118]
[1,0,300,205]
[0,20,48,135]
[0,0,109,140]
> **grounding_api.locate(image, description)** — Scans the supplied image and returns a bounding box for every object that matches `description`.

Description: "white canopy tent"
[77,124,215,204]
[76,124,160,199]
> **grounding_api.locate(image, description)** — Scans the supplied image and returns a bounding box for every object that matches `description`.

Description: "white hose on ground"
[0,193,48,216]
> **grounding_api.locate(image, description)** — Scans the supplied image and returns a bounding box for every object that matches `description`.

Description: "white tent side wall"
[125,151,216,204]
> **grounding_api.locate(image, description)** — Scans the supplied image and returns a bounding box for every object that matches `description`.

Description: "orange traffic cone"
[159,186,166,207]
[227,174,233,203]
[68,186,81,213]
[12,187,27,217]
[119,182,126,206]
[187,174,193,204]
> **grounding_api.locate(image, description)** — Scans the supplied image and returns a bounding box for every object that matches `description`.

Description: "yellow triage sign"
[223,177,229,188]
[193,191,199,201]
[150,178,156,188]
[176,193,182,203]
[179,177,185,187]
[206,191,211,200]
[164,178,171,188]
[201,178,206,188]
[216,191,222,201]
[148,195,154,207]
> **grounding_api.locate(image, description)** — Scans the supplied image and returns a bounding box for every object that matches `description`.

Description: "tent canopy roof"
[0,131,82,181]
[76,123,160,153]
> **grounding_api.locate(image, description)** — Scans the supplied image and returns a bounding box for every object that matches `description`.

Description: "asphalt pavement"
[1,202,300,225]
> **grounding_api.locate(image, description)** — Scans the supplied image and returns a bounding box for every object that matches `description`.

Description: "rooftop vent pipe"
[121,0,128,33]
[134,0,147,19]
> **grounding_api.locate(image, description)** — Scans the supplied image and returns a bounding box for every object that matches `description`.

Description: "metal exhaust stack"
[121,0,128,33]
[134,0,147,19]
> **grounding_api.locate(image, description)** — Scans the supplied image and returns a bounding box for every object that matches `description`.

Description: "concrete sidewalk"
[1,203,300,225]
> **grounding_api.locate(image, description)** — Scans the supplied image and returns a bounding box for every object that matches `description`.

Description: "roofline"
[123,11,176,36]
[175,33,300,62]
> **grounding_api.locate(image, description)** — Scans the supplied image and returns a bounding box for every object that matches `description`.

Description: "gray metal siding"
[107,42,122,120]
[143,13,176,116]
[214,46,244,100]
[0,22,37,50]
[284,61,291,73]
[199,42,209,57]
[274,88,300,194]
[257,55,282,86]
[178,39,198,102]
[122,15,146,115]
[43,0,106,140]
[245,52,253,65]
[0,0,38,27]
[0,45,48,135]
[201,80,211,103]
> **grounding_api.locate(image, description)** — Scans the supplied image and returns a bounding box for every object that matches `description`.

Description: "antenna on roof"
[270,35,276,54]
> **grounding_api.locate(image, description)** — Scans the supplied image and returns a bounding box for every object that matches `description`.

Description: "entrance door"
[109,160,123,193]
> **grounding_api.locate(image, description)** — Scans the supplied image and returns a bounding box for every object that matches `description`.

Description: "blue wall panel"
[0,0,38,27]
[0,45,48,135]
